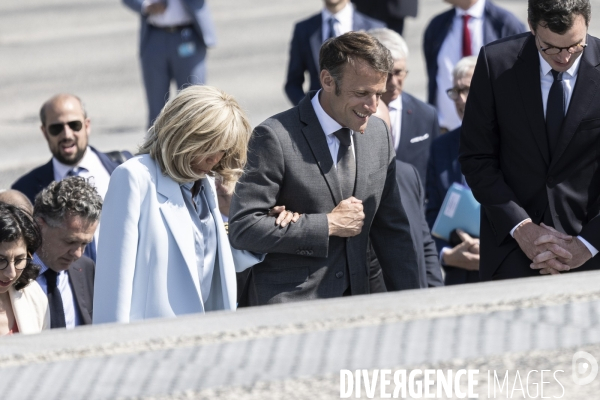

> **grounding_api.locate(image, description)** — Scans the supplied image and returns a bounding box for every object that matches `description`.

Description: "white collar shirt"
[34,253,81,329]
[145,0,193,27]
[311,90,355,165]
[52,146,111,200]
[322,3,354,42]
[539,51,582,117]
[387,95,403,151]
[436,0,486,130]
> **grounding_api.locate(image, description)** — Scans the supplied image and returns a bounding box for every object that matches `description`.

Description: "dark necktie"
[327,17,337,40]
[333,128,356,199]
[462,15,472,57]
[546,69,565,155]
[45,269,66,329]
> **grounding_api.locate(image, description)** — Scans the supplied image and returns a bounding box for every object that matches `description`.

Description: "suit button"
[296,250,302,255]
[308,250,313,255]
[335,271,344,279]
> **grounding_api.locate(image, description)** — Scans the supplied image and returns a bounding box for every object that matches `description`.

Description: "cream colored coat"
[9,281,50,334]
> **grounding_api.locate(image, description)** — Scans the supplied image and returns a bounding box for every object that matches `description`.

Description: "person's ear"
[528,20,536,36]
[320,69,335,93]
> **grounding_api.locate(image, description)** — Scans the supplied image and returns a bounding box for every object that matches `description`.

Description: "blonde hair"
[138,85,252,188]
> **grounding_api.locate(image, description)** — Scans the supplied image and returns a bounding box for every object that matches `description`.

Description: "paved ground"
[0,0,535,189]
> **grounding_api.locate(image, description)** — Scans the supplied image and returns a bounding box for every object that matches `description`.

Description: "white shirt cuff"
[439,247,450,265]
[510,219,531,237]
[578,236,598,257]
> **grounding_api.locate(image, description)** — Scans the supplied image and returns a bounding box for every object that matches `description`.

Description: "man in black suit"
[460,0,600,280]
[33,177,101,328]
[284,0,385,105]
[369,28,440,183]
[352,0,418,35]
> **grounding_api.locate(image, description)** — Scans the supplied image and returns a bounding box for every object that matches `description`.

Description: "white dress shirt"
[321,3,354,42]
[34,253,81,329]
[145,0,193,27]
[436,0,486,130]
[311,90,355,164]
[509,52,597,256]
[388,95,403,151]
[52,146,111,200]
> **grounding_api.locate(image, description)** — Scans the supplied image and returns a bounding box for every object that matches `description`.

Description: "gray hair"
[367,28,409,61]
[33,177,102,226]
[452,56,478,81]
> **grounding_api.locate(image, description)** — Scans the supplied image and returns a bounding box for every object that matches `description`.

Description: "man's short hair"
[319,31,393,94]
[39,94,88,126]
[367,28,409,61]
[33,177,102,227]
[528,0,591,34]
[452,56,478,81]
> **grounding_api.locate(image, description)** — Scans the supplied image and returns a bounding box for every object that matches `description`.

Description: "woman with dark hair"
[0,202,49,335]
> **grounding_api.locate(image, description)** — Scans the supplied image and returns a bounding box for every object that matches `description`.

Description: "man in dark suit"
[12,94,129,261]
[352,0,417,35]
[426,56,479,285]
[33,177,101,328]
[230,32,419,305]
[122,0,217,126]
[285,0,385,106]
[369,28,440,183]
[424,0,524,131]
[460,0,600,280]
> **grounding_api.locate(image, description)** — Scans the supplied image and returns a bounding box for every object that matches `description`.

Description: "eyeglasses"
[0,256,32,271]
[47,121,83,136]
[446,86,470,100]
[536,35,587,55]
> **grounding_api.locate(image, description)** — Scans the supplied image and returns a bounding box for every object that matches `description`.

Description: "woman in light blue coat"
[93,85,262,324]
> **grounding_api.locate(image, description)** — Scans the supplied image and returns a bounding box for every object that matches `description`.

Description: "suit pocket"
[578,118,600,132]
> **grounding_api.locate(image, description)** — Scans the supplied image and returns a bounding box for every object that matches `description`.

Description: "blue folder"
[431,183,480,241]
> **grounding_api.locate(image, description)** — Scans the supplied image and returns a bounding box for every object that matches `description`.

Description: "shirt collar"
[52,146,92,180]
[311,90,355,137]
[538,51,582,79]
[322,2,353,24]
[388,94,403,112]
[33,253,49,275]
[455,0,485,19]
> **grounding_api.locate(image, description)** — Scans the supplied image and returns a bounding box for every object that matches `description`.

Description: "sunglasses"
[47,121,83,136]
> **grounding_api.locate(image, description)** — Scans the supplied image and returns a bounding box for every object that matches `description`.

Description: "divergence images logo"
[572,351,598,386]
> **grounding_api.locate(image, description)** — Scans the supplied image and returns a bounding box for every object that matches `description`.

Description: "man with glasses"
[368,28,440,183]
[12,94,127,261]
[460,0,600,280]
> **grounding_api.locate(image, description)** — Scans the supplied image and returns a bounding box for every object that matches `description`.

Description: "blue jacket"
[285,11,385,105]
[423,0,525,106]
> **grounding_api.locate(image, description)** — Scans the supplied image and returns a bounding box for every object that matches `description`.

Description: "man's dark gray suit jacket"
[229,92,419,305]
[67,256,95,324]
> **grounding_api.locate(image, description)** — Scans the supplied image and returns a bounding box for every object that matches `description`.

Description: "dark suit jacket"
[426,127,479,285]
[12,146,121,204]
[284,11,385,105]
[423,0,525,106]
[67,256,95,325]
[396,92,441,184]
[460,33,600,280]
[369,160,443,289]
[122,0,217,51]
[352,0,418,20]
[229,92,419,305]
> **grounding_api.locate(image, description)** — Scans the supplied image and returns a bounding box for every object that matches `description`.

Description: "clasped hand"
[514,222,592,275]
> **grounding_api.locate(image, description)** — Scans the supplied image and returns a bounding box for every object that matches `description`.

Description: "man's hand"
[268,205,301,228]
[216,180,232,218]
[531,224,592,274]
[327,197,364,237]
[513,220,572,261]
[144,1,166,15]
[442,229,480,271]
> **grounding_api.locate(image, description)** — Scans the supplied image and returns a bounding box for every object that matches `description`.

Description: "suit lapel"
[551,35,600,166]
[299,93,343,205]
[309,26,322,74]
[155,162,201,296]
[397,94,413,158]
[516,35,550,166]
[67,266,90,324]
[482,2,499,44]
[352,125,370,201]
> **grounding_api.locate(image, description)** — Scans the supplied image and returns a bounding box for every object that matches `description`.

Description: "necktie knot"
[551,69,563,82]
[327,17,338,40]
[462,14,471,23]
[45,269,58,286]
[333,128,352,147]
[67,167,87,177]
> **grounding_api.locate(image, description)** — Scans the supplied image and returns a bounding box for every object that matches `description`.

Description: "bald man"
[12,94,130,261]
[0,189,33,214]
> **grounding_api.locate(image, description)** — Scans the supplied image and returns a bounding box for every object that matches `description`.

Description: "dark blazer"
[426,127,479,285]
[284,11,385,105]
[352,0,418,20]
[396,92,441,183]
[229,92,419,306]
[423,0,525,106]
[11,146,121,204]
[460,33,600,280]
[122,0,217,52]
[67,256,95,325]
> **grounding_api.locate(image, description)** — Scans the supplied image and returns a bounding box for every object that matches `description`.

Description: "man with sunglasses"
[460,0,600,280]
[12,94,125,261]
